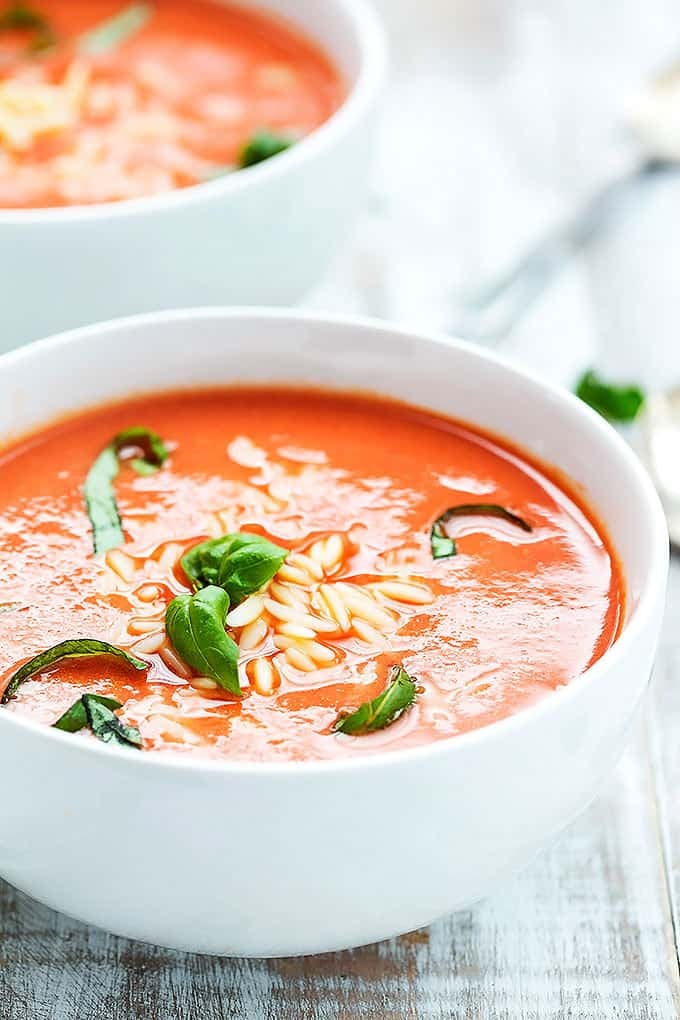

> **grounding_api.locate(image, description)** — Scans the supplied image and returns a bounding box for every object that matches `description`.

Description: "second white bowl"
[0,0,386,351]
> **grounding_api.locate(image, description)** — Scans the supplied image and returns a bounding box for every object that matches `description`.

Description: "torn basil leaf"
[83,694,143,749]
[575,369,645,423]
[430,504,532,560]
[53,693,122,733]
[239,130,293,168]
[0,2,56,52]
[78,2,151,55]
[84,425,169,555]
[182,532,287,607]
[2,638,147,704]
[165,585,241,696]
[333,665,417,736]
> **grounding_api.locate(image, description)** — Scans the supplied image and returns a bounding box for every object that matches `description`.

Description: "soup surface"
[0,0,343,207]
[0,388,623,762]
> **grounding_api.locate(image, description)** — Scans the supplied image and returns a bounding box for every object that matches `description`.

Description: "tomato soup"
[0,0,343,207]
[0,388,623,762]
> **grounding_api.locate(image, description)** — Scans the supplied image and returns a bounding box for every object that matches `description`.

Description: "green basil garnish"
[333,666,417,736]
[430,504,532,560]
[0,2,56,52]
[1,638,147,704]
[239,130,293,169]
[53,693,121,733]
[84,426,169,555]
[182,533,287,607]
[83,694,143,749]
[165,586,241,696]
[78,2,152,55]
[575,369,645,424]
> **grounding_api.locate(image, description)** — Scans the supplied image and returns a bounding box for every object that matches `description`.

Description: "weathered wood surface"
[1,566,679,1019]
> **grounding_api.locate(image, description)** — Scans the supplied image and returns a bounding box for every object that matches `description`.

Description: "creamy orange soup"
[0,0,343,207]
[0,388,623,761]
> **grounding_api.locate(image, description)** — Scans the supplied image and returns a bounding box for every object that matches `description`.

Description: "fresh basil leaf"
[182,533,287,606]
[84,425,169,555]
[575,369,645,423]
[84,445,123,555]
[78,2,152,55]
[181,535,233,589]
[334,666,417,736]
[53,693,122,733]
[430,504,532,560]
[1,638,147,704]
[83,694,143,749]
[165,586,241,696]
[239,130,293,169]
[112,426,169,475]
[430,526,455,560]
[0,2,55,51]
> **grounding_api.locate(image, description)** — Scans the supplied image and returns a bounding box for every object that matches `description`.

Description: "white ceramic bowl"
[0,310,668,956]
[0,0,386,352]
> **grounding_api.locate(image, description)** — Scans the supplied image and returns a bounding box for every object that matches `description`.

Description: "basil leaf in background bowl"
[239,130,294,168]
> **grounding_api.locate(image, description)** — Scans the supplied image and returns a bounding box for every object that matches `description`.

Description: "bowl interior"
[0,310,666,637]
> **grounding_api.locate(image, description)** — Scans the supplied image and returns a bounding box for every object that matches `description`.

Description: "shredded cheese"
[0,62,89,151]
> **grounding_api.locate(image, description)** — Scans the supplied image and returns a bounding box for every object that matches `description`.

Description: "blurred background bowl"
[0,0,386,352]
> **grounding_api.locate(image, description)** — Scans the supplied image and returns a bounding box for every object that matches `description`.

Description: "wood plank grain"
[647,561,680,1010]
[0,718,677,1020]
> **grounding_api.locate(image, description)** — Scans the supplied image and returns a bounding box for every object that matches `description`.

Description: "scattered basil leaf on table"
[83,694,143,748]
[239,130,293,168]
[78,2,152,55]
[181,532,287,606]
[0,2,56,52]
[84,425,169,554]
[333,666,417,736]
[575,369,645,423]
[430,504,533,560]
[53,693,122,733]
[1,638,147,704]
[165,585,241,696]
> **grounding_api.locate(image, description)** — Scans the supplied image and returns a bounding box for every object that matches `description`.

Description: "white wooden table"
[5,1,680,1015]
[2,573,679,1017]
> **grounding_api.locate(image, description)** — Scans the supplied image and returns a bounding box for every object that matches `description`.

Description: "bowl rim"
[0,307,669,776]
[0,0,387,225]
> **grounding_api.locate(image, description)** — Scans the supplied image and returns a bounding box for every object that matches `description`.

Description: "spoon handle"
[450,158,662,345]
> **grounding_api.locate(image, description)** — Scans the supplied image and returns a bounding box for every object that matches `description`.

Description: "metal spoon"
[450,59,680,344]
[639,388,680,550]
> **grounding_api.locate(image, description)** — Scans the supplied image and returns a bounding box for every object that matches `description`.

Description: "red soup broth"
[0,388,624,762]
[0,0,344,207]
